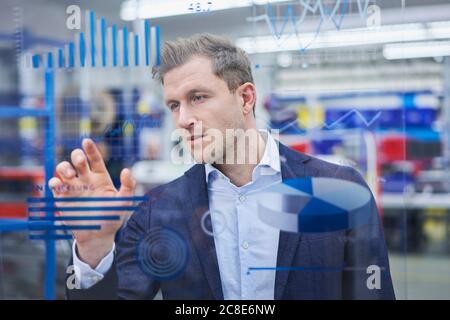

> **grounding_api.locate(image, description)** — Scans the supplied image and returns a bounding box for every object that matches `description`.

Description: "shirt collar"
[205,130,280,183]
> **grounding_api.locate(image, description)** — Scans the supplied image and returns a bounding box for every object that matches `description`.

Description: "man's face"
[163,55,246,164]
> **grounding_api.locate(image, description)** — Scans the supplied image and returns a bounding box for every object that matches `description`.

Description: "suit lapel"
[183,165,224,300]
[274,144,314,300]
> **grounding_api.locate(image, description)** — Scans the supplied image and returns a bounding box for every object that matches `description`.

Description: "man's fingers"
[55,161,76,184]
[118,168,136,196]
[48,177,65,196]
[71,148,90,177]
[118,169,136,222]
[82,138,108,173]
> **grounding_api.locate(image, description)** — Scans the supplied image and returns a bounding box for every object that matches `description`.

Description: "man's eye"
[169,103,179,111]
[192,95,205,103]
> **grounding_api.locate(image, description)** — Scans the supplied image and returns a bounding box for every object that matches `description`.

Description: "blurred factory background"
[0,0,450,299]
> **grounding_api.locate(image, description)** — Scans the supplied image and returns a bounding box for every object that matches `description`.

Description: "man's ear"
[239,83,256,115]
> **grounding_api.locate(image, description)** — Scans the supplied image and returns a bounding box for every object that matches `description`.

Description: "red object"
[290,142,310,154]
[378,135,407,163]
[0,168,44,218]
[0,202,28,217]
[409,160,424,177]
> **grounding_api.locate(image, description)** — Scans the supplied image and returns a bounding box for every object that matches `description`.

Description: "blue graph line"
[29,235,73,241]
[299,0,370,24]
[47,52,53,69]
[252,0,372,52]
[266,3,293,40]
[261,1,348,52]
[326,0,349,30]
[32,54,39,68]
[356,0,371,19]
[246,264,383,274]
[155,25,161,66]
[145,20,150,66]
[58,48,64,68]
[277,109,381,134]
[79,32,85,67]
[27,196,150,203]
[28,215,120,221]
[134,34,139,66]
[299,0,348,28]
[112,24,117,67]
[29,224,101,231]
[90,10,95,67]
[247,264,345,274]
[322,109,382,129]
[69,42,75,67]
[101,17,106,67]
[28,206,139,212]
[123,26,128,67]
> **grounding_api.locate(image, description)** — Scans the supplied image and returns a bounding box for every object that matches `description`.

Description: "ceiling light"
[120,0,289,21]
[383,41,450,60]
[236,21,450,54]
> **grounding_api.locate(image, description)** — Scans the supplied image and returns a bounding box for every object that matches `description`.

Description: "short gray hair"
[153,33,254,93]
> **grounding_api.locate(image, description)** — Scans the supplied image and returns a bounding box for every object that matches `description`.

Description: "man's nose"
[177,105,196,129]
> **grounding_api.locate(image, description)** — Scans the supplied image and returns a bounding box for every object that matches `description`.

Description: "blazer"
[67,143,395,300]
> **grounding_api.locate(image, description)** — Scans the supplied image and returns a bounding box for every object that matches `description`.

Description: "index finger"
[82,138,108,173]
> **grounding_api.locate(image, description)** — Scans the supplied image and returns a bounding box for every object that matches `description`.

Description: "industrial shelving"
[0,68,56,299]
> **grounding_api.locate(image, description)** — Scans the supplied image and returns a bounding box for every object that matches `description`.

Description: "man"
[51,33,395,299]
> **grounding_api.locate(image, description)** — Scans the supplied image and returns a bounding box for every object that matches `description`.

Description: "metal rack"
[0,68,56,299]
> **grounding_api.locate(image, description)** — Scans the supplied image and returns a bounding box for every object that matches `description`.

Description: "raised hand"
[49,138,136,268]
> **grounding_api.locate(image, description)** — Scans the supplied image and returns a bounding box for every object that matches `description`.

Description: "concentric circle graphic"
[136,227,189,280]
[200,210,227,237]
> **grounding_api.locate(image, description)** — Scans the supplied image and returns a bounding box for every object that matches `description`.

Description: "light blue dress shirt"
[74,132,282,299]
[205,131,281,300]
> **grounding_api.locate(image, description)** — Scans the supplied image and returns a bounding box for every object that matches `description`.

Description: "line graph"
[249,0,373,52]
[322,109,381,129]
[276,109,382,134]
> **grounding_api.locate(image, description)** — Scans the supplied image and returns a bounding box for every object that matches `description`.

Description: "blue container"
[378,109,402,128]
[325,110,351,129]
[405,108,436,127]
[382,173,415,193]
[311,138,343,154]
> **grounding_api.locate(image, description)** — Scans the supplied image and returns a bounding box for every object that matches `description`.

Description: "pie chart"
[258,177,373,233]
